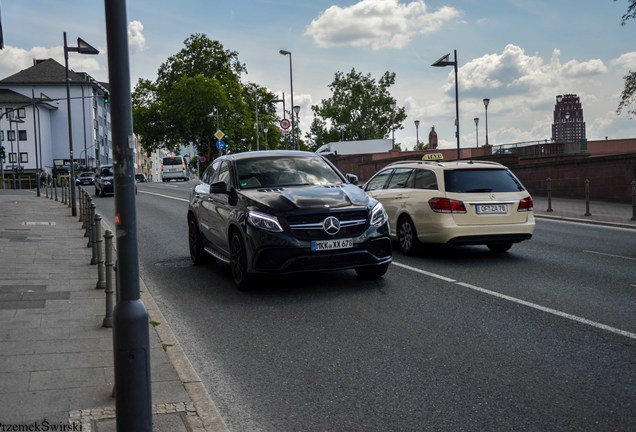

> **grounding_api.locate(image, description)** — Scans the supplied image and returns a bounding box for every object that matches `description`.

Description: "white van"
[161,156,189,182]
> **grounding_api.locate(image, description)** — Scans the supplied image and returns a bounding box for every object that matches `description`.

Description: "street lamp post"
[390,101,397,150]
[279,50,296,149]
[432,50,460,160]
[474,117,479,148]
[293,105,300,149]
[414,120,420,149]
[64,32,99,216]
[483,98,490,146]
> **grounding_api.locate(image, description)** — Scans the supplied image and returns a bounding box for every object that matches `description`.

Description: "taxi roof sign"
[422,153,444,161]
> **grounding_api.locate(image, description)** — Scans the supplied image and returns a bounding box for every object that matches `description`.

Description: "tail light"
[518,196,533,212]
[429,197,467,214]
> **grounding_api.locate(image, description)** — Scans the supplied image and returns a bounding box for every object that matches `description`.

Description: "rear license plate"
[476,204,508,214]
[311,238,353,251]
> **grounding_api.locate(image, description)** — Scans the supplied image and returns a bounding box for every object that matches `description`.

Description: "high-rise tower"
[552,94,586,142]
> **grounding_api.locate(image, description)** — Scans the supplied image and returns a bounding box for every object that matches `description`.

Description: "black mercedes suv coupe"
[187,150,392,290]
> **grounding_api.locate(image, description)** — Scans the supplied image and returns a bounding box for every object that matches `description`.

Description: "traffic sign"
[216,140,225,149]
[199,156,207,163]
[214,130,225,140]
[280,118,291,130]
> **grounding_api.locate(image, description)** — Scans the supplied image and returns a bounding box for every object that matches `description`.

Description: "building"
[552,94,586,142]
[0,58,112,183]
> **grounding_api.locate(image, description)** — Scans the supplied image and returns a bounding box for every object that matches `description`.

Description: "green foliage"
[616,0,636,117]
[132,34,283,163]
[307,68,407,150]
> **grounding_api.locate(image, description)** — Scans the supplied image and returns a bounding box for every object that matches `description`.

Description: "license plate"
[476,204,508,214]
[311,238,353,251]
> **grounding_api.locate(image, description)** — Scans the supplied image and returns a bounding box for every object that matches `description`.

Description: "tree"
[307,69,406,150]
[616,0,636,117]
[132,34,281,162]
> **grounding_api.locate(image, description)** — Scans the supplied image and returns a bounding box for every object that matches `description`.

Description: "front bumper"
[245,223,392,274]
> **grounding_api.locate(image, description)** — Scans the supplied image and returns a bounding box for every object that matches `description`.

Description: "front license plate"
[311,238,353,251]
[476,204,508,214]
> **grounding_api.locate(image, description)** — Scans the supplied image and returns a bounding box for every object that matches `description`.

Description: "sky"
[1,0,636,151]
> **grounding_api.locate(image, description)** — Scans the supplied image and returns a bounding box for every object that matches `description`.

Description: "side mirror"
[209,181,228,194]
[345,173,358,185]
[194,183,210,195]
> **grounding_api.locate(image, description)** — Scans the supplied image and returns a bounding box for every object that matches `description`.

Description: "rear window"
[443,169,525,193]
[163,157,183,166]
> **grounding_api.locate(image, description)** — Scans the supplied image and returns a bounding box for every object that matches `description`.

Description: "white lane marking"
[392,262,457,282]
[393,262,636,341]
[583,250,636,261]
[139,190,189,202]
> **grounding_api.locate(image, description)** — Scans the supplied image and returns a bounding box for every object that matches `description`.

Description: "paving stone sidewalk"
[0,190,227,432]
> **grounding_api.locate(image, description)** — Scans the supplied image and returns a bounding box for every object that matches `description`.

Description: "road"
[93,180,636,432]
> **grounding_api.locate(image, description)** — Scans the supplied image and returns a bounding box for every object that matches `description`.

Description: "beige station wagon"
[362,159,535,254]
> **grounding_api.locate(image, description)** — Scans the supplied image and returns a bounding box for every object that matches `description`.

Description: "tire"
[188,216,208,265]
[487,242,512,253]
[397,215,419,255]
[356,263,390,279]
[230,231,253,290]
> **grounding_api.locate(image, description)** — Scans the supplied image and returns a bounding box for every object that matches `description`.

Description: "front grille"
[287,210,368,240]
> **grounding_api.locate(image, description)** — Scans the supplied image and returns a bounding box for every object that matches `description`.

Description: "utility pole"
[104,0,152,430]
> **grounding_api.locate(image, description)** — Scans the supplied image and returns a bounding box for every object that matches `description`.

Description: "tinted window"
[443,169,525,193]
[364,169,393,191]
[202,159,221,184]
[386,168,412,189]
[163,157,183,166]
[412,169,438,190]
[214,161,230,186]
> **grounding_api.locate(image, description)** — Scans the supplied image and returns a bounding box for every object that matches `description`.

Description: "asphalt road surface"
[93,181,636,432]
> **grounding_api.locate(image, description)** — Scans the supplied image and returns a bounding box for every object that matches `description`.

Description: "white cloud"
[612,52,636,70]
[128,20,147,51]
[305,0,460,50]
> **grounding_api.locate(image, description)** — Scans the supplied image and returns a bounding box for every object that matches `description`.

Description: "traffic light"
[0,146,5,160]
[103,92,109,104]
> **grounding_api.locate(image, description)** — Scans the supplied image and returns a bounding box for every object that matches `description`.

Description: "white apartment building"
[0,58,112,180]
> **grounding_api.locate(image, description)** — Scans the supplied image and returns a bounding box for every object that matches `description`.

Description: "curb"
[534,213,636,230]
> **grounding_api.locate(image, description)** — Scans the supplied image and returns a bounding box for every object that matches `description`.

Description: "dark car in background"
[187,150,392,289]
[94,165,114,197]
[75,171,95,186]
[135,174,147,183]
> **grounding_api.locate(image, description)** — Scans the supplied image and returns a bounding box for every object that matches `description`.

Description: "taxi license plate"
[311,238,353,251]
[476,204,507,214]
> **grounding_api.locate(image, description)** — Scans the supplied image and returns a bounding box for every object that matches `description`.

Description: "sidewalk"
[0,189,228,432]
[533,195,636,228]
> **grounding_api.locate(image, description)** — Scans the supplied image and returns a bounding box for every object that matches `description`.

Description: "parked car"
[187,150,392,289]
[135,174,147,183]
[94,165,114,197]
[362,158,535,254]
[75,171,95,186]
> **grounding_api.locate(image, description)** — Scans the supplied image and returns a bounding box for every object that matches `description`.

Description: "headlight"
[247,211,283,232]
[370,202,389,227]
[104,180,112,185]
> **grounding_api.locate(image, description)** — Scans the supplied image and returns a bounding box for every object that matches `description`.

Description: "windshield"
[444,169,525,193]
[236,155,343,189]
[100,166,113,176]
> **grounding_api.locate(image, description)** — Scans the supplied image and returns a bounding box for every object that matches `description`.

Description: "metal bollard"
[90,204,98,264]
[54,179,58,201]
[95,215,106,289]
[584,178,591,216]
[102,230,115,328]
[79,188,85,225]
[45,179,49,199]
[61,180,66,204]
[85,197,92,239]
[546,177,553,212]
[88,202,95,249]
[67,181,72,209]
[631,181,636,222]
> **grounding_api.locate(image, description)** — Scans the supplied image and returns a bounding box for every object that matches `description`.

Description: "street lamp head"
[279,49,291,56]
[390,101,397,110]
[483,98,490,109]
[293,105,300,115]
[414,120,420,127]
[474,117,479,125]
